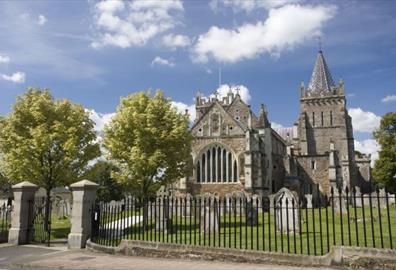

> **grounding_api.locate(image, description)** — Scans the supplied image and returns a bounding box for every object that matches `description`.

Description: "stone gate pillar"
[68,179,98,249]
[8,181,39,245]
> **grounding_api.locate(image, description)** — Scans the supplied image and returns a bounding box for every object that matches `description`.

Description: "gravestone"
[200,194,219,234]
[65,199,71,216]
[184,193,193,217]
[155,186,171,232]
[268,194,276,213]
[233,191,245,216]
[388,193,395,205]
[275,188,299,233]
[379,189,387,209]
[305,194,313,208]
[246,196,258,226]
[225,193,233,214]
[333,188,347,214]
[354,187,362,207]
[57,199,67,219]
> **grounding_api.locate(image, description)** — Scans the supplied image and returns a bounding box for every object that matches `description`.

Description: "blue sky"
[0,0,395,162]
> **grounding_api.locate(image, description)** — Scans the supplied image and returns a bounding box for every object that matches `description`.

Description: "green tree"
[83,161,123,202]
[0,170,12,200]
[373,112,396,191]
[104,90,192,197]
[0,88,100,225]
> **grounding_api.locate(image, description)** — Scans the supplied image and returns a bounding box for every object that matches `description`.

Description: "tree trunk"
[44,188,51,246]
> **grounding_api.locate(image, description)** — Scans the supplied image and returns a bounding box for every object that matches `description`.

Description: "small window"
[321,111,324,126]
[199,128,202,132]
[236,116,239,120]
[330,111,333,126]
[312,112,315,126]
[311,160,316,170]
[230,126,233,130]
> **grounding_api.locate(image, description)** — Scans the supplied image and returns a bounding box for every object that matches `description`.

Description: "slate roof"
[308,50,335,92]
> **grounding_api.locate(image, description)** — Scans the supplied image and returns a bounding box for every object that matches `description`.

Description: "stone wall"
[189,183,245,197]
[296,155,331,195]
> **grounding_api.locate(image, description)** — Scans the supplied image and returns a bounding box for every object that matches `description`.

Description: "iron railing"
[91,186,396,255]
[0,202,12,243]
[28,197,52,246]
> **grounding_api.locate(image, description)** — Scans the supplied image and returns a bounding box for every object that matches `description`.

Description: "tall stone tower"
[293,50,356,193]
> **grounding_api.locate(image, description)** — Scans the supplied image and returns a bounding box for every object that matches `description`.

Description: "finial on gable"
[235,86,241,97]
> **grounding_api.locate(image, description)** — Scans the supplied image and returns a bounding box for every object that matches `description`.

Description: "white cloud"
[171,101,196,123]
[87,109,115,134]
[354,139,380,166]
[212,84,251,103]
[1,72,26,83]
[349,107,381,133]
[210,0,299,13]
[382,95,396,103]
[162,34,191,49]
[192,4,336,63]
[0,54,10,64]
[271,122,284,129]
[38,14,47,25]
[151,56,175,67]
[91,0,184,49]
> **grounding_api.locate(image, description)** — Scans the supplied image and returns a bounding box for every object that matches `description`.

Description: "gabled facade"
[184,91,286,197]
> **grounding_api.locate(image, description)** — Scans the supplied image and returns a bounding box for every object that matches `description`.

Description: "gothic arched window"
[196,145,238,183]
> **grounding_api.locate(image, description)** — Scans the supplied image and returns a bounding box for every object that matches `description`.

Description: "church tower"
[294,50,356,192]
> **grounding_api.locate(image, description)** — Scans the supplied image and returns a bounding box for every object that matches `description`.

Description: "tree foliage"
[0,170,12,199]
[373,112,396,191]
[104,90,192,197]
[83,160,123,202]
[0,88,100,192]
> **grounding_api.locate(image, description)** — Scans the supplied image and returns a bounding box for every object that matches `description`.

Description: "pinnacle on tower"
[308,50,335,92]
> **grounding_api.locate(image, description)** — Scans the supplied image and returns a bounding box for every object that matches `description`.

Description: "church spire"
[308,50,335,92]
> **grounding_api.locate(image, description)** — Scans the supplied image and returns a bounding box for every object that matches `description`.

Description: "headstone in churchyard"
[155,185,171,232]
[184,193,193,217]
[353,187,362,207]
[275,188,299,233]
[333,188,347,214]
[246,196,258,226]
[379,189,387,209]
[57,199,67,219]
[225,193,233,214]
[65,199,71,216]
[388,193,395,205]
[233,191,245,216]
[305,194,313,208]
[268,194,275,213]
[200,193,219,234]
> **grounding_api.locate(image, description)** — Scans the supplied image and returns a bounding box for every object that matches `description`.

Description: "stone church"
[176,50,372,198]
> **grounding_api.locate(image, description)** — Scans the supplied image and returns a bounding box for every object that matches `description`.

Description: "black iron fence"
[0,202,12,243]
[91,186,396,255]
[28,197,52,246]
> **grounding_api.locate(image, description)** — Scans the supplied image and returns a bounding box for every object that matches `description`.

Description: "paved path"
[1,245,340,270]
[0,244,65,270]
[105,215,143,230]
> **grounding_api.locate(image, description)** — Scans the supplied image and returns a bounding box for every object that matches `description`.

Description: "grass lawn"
[31,212,71,243]
[94,205,396,255]
[50,215,71,240]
